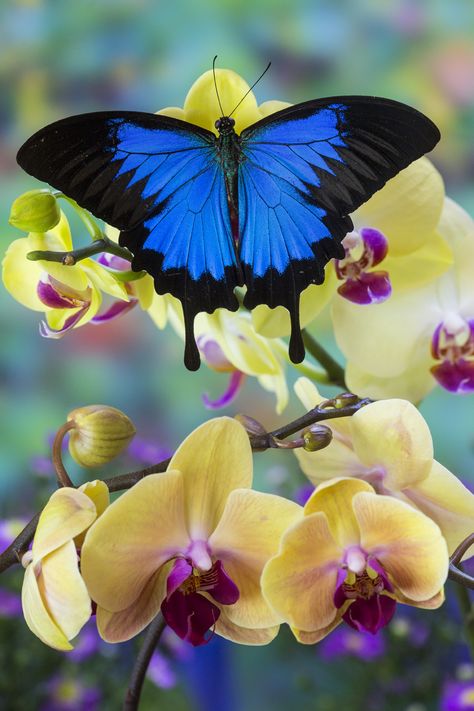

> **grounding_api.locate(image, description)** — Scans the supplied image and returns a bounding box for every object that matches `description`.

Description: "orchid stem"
[455,580,474,662]
[123,613,166,711]
[51,421,76,487]
[27,236,133,265]
[54,193,103,240]
[301,330,346,389]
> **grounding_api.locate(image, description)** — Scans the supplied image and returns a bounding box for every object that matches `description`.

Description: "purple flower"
[431,318,474,394]
[127,436,172,465]
[441,679,474,710]
[41,676,101,711]
[68,620,101,662]
[0,589,22,617]
[335,228,392,305]
[320,625,385,661]
[147,650,177,689]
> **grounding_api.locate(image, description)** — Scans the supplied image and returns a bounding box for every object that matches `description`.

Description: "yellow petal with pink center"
[261,512,341,632]
[169,418,252,540]
[304,478,373,547]
[81,471,189,612]
[354,492,448,602]
[215,613,279,645]
[183,69,260,135]
[405,461,474,555]
[350,400,433,490]
[97,567,167,643]
[209,489,302,629]
[354,157,444,256]
[32,488,97,561]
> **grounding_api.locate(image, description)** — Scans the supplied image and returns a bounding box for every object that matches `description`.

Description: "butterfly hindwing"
[17,112,243,368]
[239,96,440,360]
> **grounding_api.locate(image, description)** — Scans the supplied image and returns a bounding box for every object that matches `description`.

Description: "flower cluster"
[17,408,473,651]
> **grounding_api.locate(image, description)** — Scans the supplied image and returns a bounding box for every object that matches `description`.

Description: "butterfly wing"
[17,112,242,369]
[238,96,440,361]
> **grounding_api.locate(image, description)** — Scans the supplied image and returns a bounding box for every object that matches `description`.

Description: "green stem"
[55,193,103,239]
[455,581,474,662]
[302,330,346,389]
[27,236,133,265]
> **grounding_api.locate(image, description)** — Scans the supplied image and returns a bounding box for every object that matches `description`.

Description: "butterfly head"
[215,116,235,136]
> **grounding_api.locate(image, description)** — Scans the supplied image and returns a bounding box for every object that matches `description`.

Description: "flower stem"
[455,581,474,662]
[301,330,346,389]
[51,421,76,487]
[26,236,133,265]
[123,613,166,711]
[55,193,103,240]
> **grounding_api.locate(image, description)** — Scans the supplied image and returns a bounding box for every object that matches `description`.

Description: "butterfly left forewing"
[17,112,243,369]
[238,96,440,362]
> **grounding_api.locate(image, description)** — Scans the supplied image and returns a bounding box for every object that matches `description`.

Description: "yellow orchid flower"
[262,478,448,643]
[294,378,474,554]
[81,418,302,646]
[333,197,474,399]
[21,480,109,651]
[2,212,131,337]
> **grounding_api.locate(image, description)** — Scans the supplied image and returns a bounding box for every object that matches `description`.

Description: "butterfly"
[16,76,440,370]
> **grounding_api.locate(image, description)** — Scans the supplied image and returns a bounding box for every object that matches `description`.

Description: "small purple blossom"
[0,589,22,618]
[41,676,101,711]
[127,436,172,465]
[68,620,102,662]
[441,679,474,710]
[147,650,177,689]
[431,317,474,393]
[319,625,385,661]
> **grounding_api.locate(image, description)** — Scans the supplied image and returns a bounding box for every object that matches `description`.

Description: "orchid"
[81,417,302,646]
[2,212,132,337]
[262,477,448,643]
[294,378,474,554]
[332,197,474,399]
[21,480,109,651]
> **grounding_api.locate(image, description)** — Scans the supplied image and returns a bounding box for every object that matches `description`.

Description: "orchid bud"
[302,424,333,452]
[67,405,136,467]
[333,393,360,409]
[234,414,267,438]
[9,190,60,232]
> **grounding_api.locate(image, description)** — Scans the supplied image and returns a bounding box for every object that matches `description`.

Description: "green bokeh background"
[1,1,474,709]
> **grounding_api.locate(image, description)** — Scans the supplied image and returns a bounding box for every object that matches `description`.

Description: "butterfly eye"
[228,117,235,127]
[214,119,221,130]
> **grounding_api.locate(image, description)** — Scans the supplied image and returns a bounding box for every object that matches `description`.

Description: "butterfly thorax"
[215,116,243,243]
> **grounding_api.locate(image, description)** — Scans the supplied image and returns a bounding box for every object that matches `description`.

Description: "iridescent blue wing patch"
[17,112,242,369]
[239,96,440,361]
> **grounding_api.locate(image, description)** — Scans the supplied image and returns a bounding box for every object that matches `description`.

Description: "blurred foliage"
[1,0,474,709]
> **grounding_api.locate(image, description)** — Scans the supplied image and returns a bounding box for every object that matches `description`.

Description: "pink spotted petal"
[166,559,193,599]
[337,271,392,305]
[431,358,474,393]
[161,590,220,646]
[39,306,90,338]
[343,594,396,634]
[202,371,246,410]
[360,228,389,266]
[90,298,137,323]
[208,561,239,605]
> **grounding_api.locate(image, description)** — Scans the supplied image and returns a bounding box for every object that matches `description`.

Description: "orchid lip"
[431,318,474,393]
[336,228,391,304]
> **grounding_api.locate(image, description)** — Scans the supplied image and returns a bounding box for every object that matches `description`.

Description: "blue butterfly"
[17,83,440,369]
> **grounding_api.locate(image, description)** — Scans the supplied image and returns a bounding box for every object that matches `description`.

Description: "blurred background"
[1,0,474,709]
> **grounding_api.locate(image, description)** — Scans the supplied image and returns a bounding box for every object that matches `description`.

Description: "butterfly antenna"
[229,61,271,118]
[212,55,225,117]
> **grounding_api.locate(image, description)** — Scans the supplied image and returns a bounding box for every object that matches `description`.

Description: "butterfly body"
[16,94,440,370]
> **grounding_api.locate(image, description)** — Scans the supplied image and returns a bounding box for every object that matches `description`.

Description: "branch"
[123,613,166,711]
[27,236,134,266]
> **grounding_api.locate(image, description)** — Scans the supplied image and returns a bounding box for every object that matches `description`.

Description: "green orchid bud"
[9,190,60,232]
[67,405,136,467]
[302,424,333,452]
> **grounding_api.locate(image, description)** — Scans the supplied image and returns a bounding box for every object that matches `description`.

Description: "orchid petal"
[2,237,48,310]
[304,478,373,547]
[156,106,186,121]
[183,69,260,134]
[215,612,280,645]
[354,492,448,602]
[82,260,130,301]
[261,512,341,632]
[32,488,97,562]
[209,489,302,629]
[354,157,444,256]
[350,400,433,489]
[405,461,474,555]
[258,100,292,117]
[97,567,167,643]
[81,472,189,612]
[21,562,73,651]
[37,541,91,639]
[345,359,436,402]
[168,418,252,540]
